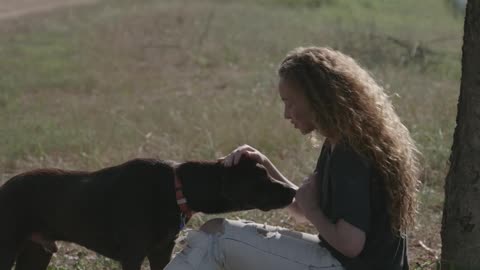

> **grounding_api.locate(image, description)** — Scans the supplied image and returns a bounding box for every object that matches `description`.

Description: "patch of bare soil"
[0,0,97,20]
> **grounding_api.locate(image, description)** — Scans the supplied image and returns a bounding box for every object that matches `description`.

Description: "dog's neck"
[175,161,237,214]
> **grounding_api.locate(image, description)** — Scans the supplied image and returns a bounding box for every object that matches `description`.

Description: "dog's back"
[0,169,89,240]
[0,159,180,260]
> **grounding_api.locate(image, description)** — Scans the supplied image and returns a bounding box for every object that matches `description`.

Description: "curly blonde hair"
[278,47,421,233]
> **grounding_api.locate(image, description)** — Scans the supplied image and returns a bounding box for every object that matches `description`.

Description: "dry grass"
[0,0,464,269]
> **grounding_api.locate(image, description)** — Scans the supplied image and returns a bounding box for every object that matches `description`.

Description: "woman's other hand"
[295,174,320,217]
[286,199,309,224]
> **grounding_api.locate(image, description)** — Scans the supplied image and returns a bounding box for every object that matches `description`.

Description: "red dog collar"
[174,169,194,228]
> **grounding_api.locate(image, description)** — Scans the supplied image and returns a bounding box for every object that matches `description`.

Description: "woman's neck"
[325,138,337,152]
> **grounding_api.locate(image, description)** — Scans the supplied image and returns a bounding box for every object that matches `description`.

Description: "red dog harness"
[174,169,194,229]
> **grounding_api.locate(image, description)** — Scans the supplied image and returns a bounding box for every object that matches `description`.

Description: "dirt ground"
[0,0,97,20]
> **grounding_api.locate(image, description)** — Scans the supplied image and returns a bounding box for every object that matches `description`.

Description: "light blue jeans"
[164,219,344,270]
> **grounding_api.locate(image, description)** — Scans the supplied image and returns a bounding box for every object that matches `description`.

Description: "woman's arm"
[296,177,366,258]
[304,207,366,258]
[262,157,298,189]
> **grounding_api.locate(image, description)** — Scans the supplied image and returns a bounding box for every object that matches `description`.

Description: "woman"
[164,46,420,270]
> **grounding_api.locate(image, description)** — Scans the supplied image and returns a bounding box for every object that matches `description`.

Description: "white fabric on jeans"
[164,219,344,270]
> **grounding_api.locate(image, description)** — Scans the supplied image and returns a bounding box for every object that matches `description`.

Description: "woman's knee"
[199,218,225,234]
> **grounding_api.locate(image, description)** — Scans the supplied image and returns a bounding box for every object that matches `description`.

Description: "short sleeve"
[329,143,371,233]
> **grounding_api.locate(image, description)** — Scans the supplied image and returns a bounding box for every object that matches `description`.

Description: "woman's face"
[278,78,316,135]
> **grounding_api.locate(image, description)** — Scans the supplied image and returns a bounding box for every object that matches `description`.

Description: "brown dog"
[0,157,295,270]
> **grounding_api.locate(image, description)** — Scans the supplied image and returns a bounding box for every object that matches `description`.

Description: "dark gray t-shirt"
[315,141,409,270]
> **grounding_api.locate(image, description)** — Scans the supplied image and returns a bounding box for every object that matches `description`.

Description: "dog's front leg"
[14,241,53,270]
[0,241,19,270]
[121,258,144,270]
[148,241,176,270]
[0,250,16,270]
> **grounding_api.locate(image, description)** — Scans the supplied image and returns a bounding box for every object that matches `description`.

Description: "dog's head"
[221,156,296,211]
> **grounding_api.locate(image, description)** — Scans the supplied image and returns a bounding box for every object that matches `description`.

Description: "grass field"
[0,0,464,269]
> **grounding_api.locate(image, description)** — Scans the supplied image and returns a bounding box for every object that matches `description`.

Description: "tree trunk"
[441,1,480,270]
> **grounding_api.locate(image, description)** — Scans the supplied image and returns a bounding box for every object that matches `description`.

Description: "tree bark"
[441,1,480,270]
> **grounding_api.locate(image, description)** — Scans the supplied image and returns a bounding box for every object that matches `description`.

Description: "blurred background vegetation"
[0,0,466,269]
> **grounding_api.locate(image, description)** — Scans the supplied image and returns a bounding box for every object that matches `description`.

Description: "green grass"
[0,0,464,268]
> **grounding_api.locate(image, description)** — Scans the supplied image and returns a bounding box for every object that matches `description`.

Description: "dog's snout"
[283,188,296,204]
[288,188,296,198]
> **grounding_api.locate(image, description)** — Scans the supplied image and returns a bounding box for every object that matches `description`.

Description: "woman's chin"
[292,123,314,135]
[299,127,315,135]
[297,127,309,135]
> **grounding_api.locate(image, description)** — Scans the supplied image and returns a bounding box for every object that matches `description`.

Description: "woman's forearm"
[304,208,338,247]
[262,158,298,190]
[304,208,365,258]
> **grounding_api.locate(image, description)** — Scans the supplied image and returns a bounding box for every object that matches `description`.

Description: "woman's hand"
[219,144,268,167]
[219,145,299,191]
[295,174,320,218]
[286,199,309,224]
